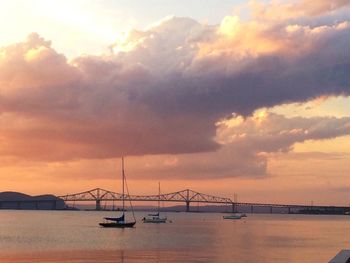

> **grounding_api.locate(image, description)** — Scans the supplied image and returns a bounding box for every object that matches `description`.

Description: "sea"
[0,210,349,262]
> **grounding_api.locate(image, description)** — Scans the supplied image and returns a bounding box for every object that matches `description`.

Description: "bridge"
[58,188,350,214]
[59,188,233,212]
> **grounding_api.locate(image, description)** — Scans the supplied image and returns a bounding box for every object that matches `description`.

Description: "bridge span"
[59,188,232,212]
[58,188,350,214]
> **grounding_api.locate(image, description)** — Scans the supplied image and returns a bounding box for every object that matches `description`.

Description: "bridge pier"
[270,206,273,214]
[186,201,190,212]
[96,199,101,211]
[251,205,254,213]
[288,207,291,214]
[232,203,236,213]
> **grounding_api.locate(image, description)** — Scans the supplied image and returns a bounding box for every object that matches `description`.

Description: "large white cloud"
[0,0,350,162]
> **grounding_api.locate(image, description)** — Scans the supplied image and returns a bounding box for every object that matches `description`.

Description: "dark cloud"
[118,112,350,179]
[0,1,350,161]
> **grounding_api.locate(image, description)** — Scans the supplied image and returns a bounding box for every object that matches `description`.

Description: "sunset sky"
[1,0,350,206]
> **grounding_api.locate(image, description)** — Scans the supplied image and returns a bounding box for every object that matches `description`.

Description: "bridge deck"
[57,188,350,211]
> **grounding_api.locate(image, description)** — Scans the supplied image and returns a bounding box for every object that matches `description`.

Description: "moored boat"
[99,157,136,228]
[100,221,136,228]
[223,213,242,220]
[142,212,167,223]
[142,182,168,223]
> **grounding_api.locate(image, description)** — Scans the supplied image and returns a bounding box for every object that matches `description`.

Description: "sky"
[0,0,350,206]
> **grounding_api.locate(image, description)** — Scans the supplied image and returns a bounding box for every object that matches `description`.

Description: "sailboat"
[99,157,136,228]
[142,182,167,223]
[223,193,244,220]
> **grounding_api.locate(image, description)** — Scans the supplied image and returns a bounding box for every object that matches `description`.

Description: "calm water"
[0,210,349,262]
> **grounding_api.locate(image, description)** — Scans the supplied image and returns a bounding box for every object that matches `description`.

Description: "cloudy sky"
[0,0,350,205]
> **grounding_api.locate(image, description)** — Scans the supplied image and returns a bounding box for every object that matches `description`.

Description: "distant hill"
[0,191,66,210]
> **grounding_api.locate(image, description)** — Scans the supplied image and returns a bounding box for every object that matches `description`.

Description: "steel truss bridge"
[58,188,350,213]
[59,188,232,212]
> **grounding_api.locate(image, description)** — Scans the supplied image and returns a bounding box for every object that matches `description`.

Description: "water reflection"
[0,211,348,262]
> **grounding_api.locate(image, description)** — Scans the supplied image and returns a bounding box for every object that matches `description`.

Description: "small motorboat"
[223,213,242,220]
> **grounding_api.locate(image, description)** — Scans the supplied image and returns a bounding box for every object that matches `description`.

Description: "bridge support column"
[250,205,253,213]
[288,207,291,214]
[186,201,190,212]
[35,201,39,210]
[270,206,273,214]
[96,199,101,211]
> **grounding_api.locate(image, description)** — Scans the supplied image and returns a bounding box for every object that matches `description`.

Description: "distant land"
[0,191,65,210]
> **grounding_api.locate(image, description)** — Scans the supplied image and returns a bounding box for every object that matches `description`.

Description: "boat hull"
[99,222,136,228]
[142,218,167,223]
[223,215,242,220]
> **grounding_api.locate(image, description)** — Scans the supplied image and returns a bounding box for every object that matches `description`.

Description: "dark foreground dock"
[329,250,350,263]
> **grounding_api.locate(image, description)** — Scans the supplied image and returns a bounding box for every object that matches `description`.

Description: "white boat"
[142,183,167,223]
[142,212,167,223]
[223,213,242,220]
[240,213,247,217]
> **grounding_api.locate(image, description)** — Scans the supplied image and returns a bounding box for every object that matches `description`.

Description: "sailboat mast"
[158,182,160,214]
[122,157,125,213]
